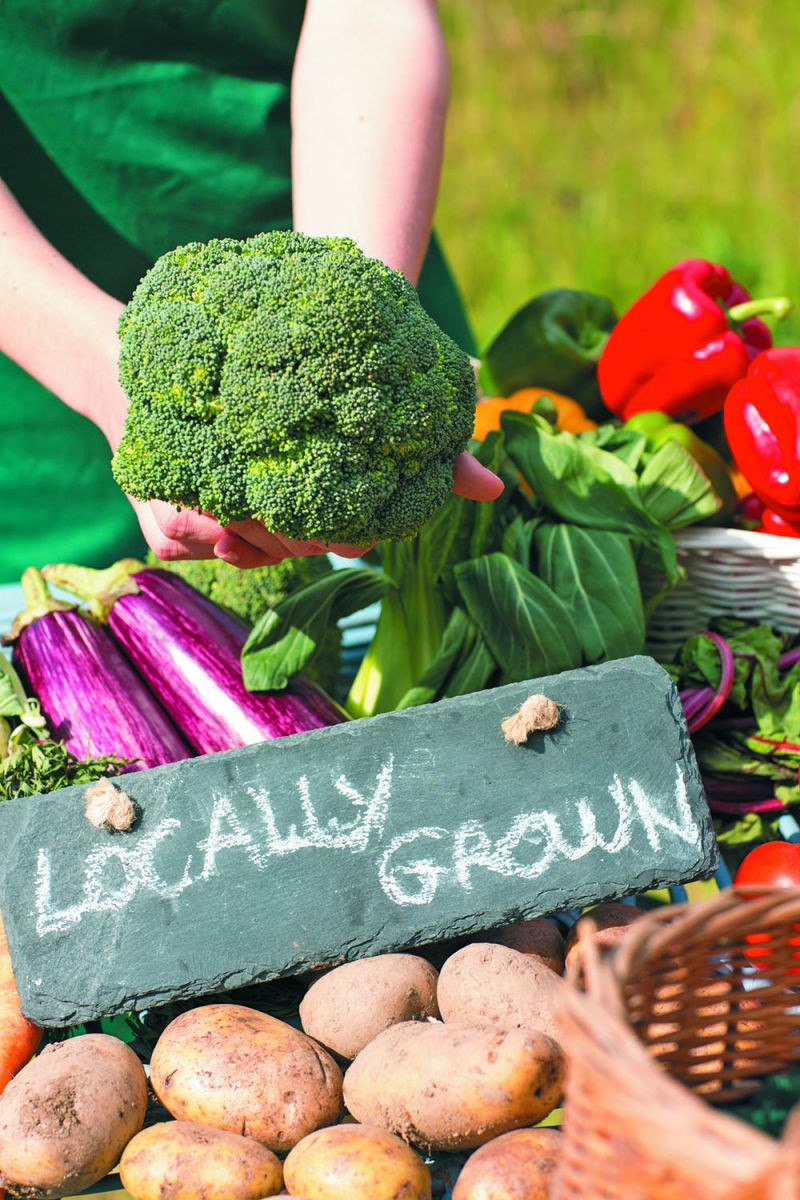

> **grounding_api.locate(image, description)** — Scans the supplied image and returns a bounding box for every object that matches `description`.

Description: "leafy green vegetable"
[501,514,542,566]
[0,656,130,803]
[637,440,721,528]
[534,525,645,661]
[346,433,514,717]
[1,738,130,802]
[396,609,496,709]
[578,425,648,470]
[242,568,392,693]
[454,553,582,682]
[501,410,679,582]
[671,621,800,809]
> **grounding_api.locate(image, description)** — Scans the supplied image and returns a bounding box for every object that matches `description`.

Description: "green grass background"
[437,0,800,356]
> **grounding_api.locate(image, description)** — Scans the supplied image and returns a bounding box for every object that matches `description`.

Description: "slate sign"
[0,656,717,1026]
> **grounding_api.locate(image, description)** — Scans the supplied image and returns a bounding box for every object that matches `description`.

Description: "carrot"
[0,910,41,1094]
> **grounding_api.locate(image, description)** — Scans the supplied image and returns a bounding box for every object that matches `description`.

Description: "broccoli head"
[147,552,341,695]
[113,232,477,544]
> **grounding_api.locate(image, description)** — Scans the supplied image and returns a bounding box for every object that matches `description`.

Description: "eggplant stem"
[42,559,145,621]
[6,567,75,641]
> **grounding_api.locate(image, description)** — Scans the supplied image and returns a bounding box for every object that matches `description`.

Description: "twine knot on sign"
[84,778,137,832]
[501,694,561,744]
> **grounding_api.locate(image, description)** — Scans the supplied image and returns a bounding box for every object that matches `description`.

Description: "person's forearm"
[291,0,449,285]
[0,179,126,446]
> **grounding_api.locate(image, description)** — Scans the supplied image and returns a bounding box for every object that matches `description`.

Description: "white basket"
[645,528,800,662]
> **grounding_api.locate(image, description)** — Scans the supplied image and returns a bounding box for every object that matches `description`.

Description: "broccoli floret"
[147,553,341,695]
[113,232,477,544]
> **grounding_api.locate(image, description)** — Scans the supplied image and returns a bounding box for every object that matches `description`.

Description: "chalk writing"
[34,760,697,935]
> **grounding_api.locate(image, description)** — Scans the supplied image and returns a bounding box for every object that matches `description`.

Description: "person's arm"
[0,180,312,564]
[291,0,448,285]
[0,178,126,449]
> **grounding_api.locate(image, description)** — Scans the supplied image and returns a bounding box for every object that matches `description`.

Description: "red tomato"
[734,843,800,888]
[734,843,800,972]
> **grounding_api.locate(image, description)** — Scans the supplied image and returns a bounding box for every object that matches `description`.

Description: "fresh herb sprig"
[0,655,132,801]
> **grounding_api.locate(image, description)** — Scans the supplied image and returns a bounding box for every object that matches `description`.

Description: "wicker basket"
[645,529,800,662]
[552,888,800,1200]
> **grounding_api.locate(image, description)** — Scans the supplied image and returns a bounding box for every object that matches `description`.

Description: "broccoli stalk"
[113,232,477,546]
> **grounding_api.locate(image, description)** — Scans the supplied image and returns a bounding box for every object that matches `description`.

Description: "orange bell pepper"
[473,388,597,440]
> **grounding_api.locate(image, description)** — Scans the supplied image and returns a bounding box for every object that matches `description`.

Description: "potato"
[299,954,440,1060]
[0,1033,147,1199]
[150,1004,342,1153]
[120,1120,283,1200]
[283,1123,431,1200]
[564,902,644,971]
[452,1128,562,1199]
[343,1021,563,1152]
[479,918,565,975]
[437,943,565,1040]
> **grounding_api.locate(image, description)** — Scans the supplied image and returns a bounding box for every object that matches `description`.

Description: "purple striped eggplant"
[44,560,346,755]
[9,568,191,769]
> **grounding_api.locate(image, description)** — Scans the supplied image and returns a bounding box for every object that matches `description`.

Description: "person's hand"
[135,498,367,567]
[138,449,504,569]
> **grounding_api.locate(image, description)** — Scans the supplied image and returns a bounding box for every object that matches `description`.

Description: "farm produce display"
[4,247,800,1200]
[243,401,721,715]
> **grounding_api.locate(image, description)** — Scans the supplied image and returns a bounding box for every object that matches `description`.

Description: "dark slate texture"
[0,656,717,1026]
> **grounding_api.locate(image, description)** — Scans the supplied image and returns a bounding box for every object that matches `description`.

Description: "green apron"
[0,1,474,584]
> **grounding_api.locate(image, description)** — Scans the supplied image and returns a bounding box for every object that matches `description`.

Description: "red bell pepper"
[757,508,800,538]
[598,259,789,424]
[724,347,800,528]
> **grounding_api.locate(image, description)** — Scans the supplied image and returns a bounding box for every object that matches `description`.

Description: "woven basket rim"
[675,527,800,560]
[606,886,800,987]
